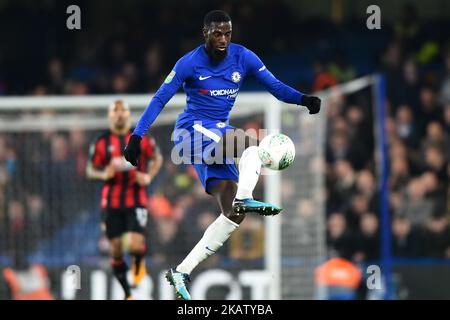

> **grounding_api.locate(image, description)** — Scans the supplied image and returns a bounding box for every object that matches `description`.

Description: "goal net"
[277,75,386,299]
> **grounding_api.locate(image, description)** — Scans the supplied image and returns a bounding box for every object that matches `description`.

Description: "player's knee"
[110,239,123,258]
[127,237,145,254]
[242,145,259,157]
[128,243,144,255]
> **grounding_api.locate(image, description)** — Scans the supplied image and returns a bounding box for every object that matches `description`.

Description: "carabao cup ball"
[258,133,296,170]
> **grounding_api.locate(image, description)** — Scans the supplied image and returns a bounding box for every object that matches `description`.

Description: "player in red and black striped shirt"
[86,100,163,299]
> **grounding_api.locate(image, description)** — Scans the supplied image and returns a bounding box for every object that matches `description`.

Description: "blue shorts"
[173,118,238,194]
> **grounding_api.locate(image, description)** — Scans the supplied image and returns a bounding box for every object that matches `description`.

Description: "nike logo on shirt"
[258,66,266,72]
[199,76,212,80]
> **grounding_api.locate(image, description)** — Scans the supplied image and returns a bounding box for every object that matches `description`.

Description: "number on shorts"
[135,208,148,228]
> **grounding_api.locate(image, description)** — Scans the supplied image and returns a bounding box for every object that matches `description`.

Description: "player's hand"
[301,95,321,114]
[103,164,116,180]
[124,134,142,167]
[135,172,152,186]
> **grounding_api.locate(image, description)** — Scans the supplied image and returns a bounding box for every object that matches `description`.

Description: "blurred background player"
[124,10,321,299]
[86,100,163,299]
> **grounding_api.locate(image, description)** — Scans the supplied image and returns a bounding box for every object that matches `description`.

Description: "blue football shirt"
[134,43,304,137]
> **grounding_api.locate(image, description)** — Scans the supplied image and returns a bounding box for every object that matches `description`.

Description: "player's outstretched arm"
[124,58,189,166]
[245,49,321,114]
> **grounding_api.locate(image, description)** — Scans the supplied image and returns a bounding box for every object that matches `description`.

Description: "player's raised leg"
[223,129,282,216]
[166,180,241,300]
[165,128,281,299]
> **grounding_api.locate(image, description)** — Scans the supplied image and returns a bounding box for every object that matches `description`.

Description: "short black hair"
[203,10,231,27]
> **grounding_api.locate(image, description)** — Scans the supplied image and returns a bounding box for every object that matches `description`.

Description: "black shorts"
[102,207,148,239]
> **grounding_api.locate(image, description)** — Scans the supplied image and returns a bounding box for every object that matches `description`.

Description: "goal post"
[265,74,388,300]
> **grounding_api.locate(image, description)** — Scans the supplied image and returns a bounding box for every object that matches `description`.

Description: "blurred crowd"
[0,1,298,96]
[324,28,450,261]
[0,116,266,270]
[0,129,94,267]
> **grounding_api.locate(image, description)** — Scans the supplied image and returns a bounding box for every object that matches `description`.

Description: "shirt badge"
[164,70,176,84]
[231,71,241,83]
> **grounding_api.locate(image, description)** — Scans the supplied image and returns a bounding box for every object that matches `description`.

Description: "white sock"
[176,214,239,275]
[235,146,262,200]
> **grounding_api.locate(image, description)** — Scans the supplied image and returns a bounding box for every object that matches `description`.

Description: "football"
[258,133,296,170]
